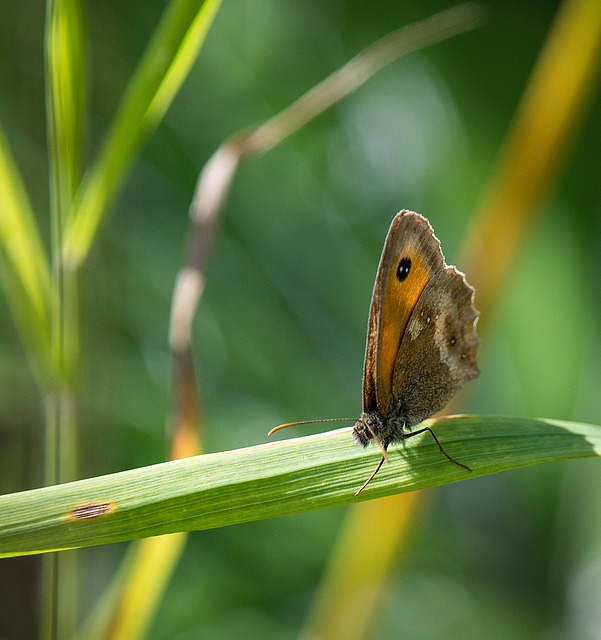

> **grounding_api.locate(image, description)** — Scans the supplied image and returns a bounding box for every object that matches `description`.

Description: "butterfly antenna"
[355,455,386,496]
[267,418,356,437]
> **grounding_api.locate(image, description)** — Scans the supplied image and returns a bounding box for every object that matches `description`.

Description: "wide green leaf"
[1,415,599,558]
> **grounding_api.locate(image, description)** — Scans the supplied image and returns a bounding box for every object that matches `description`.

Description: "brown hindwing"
[390,266,479,432]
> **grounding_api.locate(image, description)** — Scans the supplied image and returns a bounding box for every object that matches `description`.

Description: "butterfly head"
[353,412,390,459]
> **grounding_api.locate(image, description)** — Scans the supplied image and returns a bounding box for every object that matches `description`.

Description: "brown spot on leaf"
[68,502,116,520]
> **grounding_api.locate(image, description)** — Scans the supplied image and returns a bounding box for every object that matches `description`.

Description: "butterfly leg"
[363,422,389,462]
[408,426,472,472]
[355,454,387,496]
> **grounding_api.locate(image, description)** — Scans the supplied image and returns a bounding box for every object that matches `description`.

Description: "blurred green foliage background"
[1,0,601,638]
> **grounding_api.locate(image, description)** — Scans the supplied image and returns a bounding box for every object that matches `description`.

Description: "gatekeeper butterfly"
[270,211,479,494]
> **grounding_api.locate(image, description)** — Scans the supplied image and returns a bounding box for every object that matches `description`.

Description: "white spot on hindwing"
[434,308,463,379]
[407,312,425,340]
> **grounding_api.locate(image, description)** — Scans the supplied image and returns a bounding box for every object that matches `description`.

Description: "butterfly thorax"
[353,410,410,450]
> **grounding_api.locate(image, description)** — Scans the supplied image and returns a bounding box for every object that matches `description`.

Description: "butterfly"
[270,211,479,495]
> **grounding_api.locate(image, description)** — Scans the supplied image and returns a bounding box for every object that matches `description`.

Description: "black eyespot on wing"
[397,257,411,282]
[450,336,456,346]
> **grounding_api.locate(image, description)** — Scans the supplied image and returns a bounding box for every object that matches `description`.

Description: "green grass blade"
[46,0,86,222]
[63,0,223,268]
[0,124,52,380]
[44,6,88,636]
[1,415,600,558]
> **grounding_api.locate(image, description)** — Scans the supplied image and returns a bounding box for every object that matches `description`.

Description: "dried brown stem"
[167,3,484,457]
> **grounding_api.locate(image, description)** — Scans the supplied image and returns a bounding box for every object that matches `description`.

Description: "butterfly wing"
[362,211,445,417]
[391,265,479,430]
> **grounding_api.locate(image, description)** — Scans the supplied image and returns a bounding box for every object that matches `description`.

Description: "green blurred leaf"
[1,415,600,558]
[0,124,52,381]
[63,0,223,268]
[46,0,86,221]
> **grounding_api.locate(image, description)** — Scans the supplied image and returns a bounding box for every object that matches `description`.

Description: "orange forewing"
[362,212,444,416]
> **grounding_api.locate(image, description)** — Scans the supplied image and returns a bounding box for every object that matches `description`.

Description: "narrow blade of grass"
[63,0,223,268]
[71,533,189,640]
[462,0,601,319]
[46,0,86,223]
[0,415,600,558]
[45,0,87,379]
[0,124,52,381]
